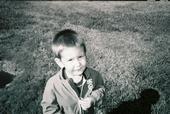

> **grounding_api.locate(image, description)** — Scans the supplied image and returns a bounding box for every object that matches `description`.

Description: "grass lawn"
[0,1,170,114]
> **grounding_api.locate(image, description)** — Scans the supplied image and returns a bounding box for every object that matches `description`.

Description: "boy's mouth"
[74,67,84,72]
[74,68,82,71]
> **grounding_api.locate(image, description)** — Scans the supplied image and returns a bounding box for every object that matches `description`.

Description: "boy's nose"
[74,59,81,67]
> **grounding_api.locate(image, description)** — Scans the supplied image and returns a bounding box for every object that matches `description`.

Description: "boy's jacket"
[41,67,105,114]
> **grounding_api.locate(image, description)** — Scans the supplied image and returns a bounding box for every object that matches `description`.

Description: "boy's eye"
[68,59,73,62]
[78,56,84,59]
[79,56,83,58]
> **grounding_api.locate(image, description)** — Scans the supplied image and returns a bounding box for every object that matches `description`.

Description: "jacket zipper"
[80,77,86,98]
[65,81,83,114]
[80,77,87,114]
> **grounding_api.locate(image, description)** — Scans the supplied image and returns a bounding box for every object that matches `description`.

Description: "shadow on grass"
[108,89,160,114]
[0,70,15,88]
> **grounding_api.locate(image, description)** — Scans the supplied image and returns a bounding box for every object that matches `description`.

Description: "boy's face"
[58,46,87,77]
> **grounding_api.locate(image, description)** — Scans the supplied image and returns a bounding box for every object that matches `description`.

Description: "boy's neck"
[64,70,83,84]
[71,75,83,84]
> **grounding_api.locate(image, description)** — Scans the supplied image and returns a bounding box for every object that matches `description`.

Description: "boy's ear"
[54,58,64,68]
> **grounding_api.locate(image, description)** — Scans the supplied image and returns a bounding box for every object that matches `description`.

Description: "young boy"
[41,29,105,114]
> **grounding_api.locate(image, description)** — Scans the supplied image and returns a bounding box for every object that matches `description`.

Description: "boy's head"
[52,29,87,77]
[52,29,86,59]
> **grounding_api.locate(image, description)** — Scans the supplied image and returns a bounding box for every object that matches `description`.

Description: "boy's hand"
[79,97,94,110]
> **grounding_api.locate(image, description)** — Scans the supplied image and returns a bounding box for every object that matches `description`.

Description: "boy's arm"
[79,73,105,111]
[90,73,105,105]
[90,87,105,104]
[41,79,62,114]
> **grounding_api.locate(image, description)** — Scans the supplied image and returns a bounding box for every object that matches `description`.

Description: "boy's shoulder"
[47,70,62,83]
[85,67,99,73]
[85,67,101,77]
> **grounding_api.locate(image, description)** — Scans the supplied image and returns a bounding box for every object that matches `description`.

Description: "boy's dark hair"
[52,29,86,58]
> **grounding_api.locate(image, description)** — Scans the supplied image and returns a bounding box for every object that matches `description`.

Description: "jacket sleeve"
[41,78,62,114]
[90,73,105,105]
